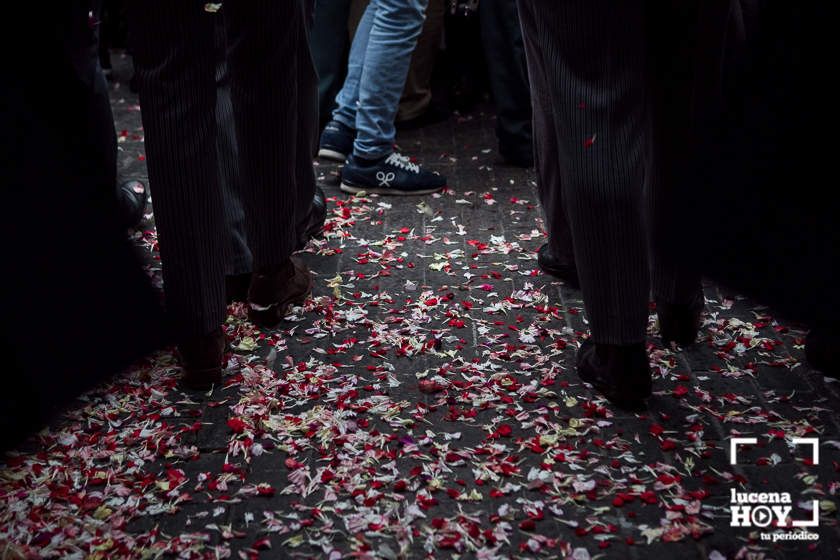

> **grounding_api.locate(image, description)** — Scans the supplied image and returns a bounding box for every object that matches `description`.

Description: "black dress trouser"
[480,0,533,165]
[518,0,701,344]
[128,0,318,338]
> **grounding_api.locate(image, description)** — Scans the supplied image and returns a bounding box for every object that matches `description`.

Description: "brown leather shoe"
[177,327,225,390]
[247,257,312,328]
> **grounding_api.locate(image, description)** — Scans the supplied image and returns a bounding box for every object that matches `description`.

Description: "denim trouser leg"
[353,0,428,159]
[332,2,375,130]
[396,0,444,122]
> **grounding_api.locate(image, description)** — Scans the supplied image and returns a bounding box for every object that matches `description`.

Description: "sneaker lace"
[385,153,420,174]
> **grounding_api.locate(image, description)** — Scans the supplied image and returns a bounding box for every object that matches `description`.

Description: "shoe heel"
[294,271,314,306]
[178,367,222,391]
[248,303,289,328]
[247,260,313,327]
[658,310,702,346]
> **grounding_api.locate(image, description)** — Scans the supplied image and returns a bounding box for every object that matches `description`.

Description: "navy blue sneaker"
[318,120,355,162]
[340,153,446,196]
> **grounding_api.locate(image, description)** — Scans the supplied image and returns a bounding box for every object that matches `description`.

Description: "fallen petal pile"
[1,64,838,560]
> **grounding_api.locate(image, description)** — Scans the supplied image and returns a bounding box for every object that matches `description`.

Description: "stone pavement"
[1,54,839,560]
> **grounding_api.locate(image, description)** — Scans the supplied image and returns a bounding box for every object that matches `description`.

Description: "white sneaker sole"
[317,148,348,162]
[340,182,443,196]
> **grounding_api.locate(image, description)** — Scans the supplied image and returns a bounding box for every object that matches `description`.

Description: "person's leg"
[293,2,321,234]
[528,0,650,347]
[213,19,252,279]
[396,0,444,123]
[337,0,445,195]
[331,1,376,130]
[317,0,374,161]
[91,0,118,195]
[480,0,533,166]
[352,0,428,159]
[310,0,353,129]
[94,0,149,230]
[348,0,371,36]
[518,0,576,285]
[225,0,317,276]
[646,1,704,343]
[95,0,113,75]
[444,4,485,113]
[129,0,227,340]
[218,8,323,304]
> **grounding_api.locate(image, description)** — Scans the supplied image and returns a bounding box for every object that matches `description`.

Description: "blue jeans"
[332,0,428,159]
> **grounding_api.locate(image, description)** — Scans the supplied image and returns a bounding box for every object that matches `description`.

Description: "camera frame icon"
[728,436,821,529]
[729,437,819,466]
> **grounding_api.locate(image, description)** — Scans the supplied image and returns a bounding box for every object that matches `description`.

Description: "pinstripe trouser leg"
[130,0,315,338]
[520,0,702,344]
[518,0,651,345]
[225,1,316,267]
[214,20,253,277]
